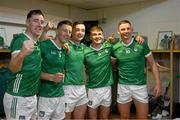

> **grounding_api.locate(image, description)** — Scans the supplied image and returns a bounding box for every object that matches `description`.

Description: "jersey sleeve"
[111,42,120,58]
[10,34,25,52]
[143,41,151,57]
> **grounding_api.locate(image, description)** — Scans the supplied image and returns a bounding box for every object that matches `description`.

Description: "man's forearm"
[152,62,161,84]
[9,52,25,73]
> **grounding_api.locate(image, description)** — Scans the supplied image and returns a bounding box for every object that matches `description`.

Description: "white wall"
[88,0,179,49]
[0,0,88,46]
[1,0,180,49]
[0,24,25,46]
[89,0,180,49]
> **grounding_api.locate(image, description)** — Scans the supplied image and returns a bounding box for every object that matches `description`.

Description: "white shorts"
[117,84,148,104]
[88,86,112,109]
[3,92,37,120]
[63,85,88,112]
[37,96,65,120]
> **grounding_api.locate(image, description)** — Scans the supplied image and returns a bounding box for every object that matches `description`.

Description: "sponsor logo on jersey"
[134,48,138,52]
[51,51,56,55]
[58,51,62,57]
[105,49,108,53]
[126,50,130,54]
[39,111,45,117]
[19,115,25,120]
[88,100,93,106]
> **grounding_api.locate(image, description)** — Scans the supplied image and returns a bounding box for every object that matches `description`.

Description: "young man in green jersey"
[84,26,114,119]
[37,20,72,120]
[112,20,162,119]
[3,9,44,120]
[63,21,88,119]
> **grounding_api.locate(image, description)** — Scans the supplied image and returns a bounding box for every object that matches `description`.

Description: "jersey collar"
[69,39,81,46]
[121,38,134,47]
[50,40,62,50]
[90,45,103,51]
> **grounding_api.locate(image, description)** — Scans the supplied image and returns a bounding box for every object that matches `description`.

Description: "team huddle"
[3,9,161,119]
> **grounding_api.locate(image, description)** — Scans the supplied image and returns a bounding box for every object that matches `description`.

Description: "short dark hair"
[118,20,132,28]
[73,21,85,29]
[57,20,73,29]
[26,9,44,19]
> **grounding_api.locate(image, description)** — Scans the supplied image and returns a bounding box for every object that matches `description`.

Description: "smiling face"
[118,20,133,41]
[72,23,85,43]
[90,26,104,46]
[26,14,44,38]
[56,24,72,42]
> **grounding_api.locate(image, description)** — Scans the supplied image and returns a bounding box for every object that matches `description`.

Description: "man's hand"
[52,73,64,83]
[107,33,115,44]
[135,35,144,44]
[40,21,55,40]
[154,81,162,97]
[63,43,70,54]
[20,39,35,57]
[44,21,55,32]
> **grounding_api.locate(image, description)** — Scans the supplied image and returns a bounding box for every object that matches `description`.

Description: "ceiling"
[45,0,150,10]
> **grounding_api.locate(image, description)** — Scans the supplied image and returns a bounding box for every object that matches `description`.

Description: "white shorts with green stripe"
[3,92,37,120]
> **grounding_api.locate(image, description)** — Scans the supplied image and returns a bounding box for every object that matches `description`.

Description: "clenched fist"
[20,39,36,57]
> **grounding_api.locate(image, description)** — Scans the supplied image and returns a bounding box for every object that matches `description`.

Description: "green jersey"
[84,42,114,88]
[7,33,41,96]
[112,39,151,85]
[39,40,65,97]
[64,40,86,85]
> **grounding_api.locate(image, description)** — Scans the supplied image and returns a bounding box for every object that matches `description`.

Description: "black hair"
[26,9,44,19]
[73,21,85,29]
[57,20,73,29]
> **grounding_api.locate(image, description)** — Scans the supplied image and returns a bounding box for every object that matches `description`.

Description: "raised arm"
[9,39,35,73]
[107,33,115,43]
[40,21,55,40]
